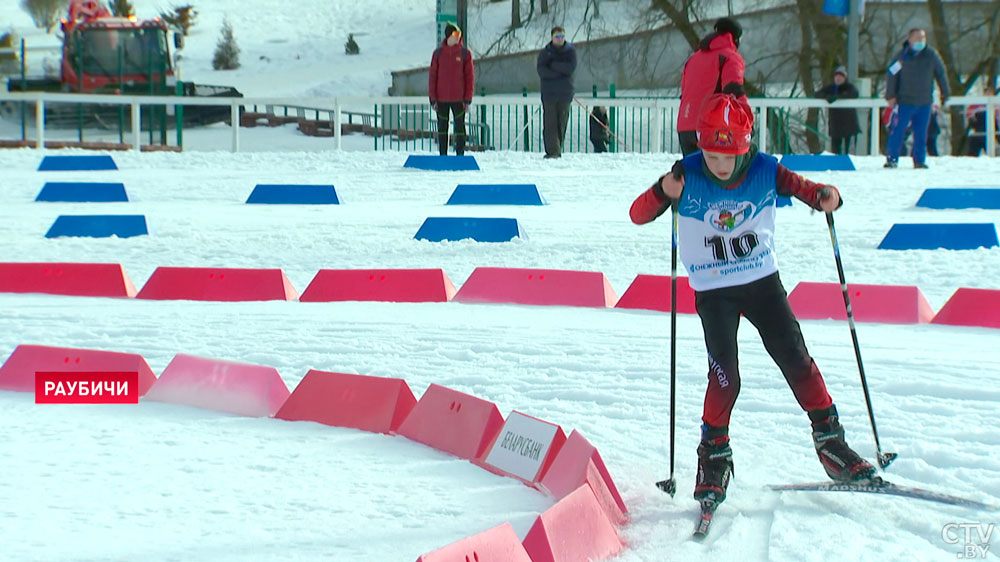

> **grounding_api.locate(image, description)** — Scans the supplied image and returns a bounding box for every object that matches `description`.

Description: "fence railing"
[0,91,996,157]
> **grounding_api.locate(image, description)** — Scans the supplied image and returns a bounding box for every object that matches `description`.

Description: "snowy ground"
[0,148,999,561]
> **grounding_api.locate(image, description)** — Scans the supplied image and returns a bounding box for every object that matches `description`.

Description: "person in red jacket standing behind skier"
[429,23,475,156]
[677,17,745,155]
[630,86,877,510]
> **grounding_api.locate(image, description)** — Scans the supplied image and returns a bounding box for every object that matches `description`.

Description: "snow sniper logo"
[705,200,754,233]
[942,523,995,559]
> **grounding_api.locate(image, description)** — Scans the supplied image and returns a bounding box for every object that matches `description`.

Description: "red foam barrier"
[0,344,155,395]
[396,383,505,460]
[136,267,298,301]
[788,282,935,324]
[476,411,567,487]
[144,354,290,417]
[275,370,416,433]
[932,288,1000,329]
[454,267,618,308]
[538,430,628,525]
[521,484,623,562]
[415,522,532,562]
[613,274,697,313]
[299,268,457,303]
[0,262,137,297]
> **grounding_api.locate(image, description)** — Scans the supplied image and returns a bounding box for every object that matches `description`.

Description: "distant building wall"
[390,2,995,97]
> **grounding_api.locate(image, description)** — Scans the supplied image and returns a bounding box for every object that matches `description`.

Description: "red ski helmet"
[696,93,754,155]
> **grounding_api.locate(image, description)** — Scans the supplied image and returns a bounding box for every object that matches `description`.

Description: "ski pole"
[656,198,680,496]
[825,211,897,469]
[572,96,628,150]
[505,106,541,151]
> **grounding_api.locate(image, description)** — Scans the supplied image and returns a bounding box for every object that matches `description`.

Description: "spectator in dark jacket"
[814,66,860,154]
[677,17,745,155]
[966,85,998,156]
[537,26,577,158]
[884,28,949,169]
[429,23,475,156]
[589,105,609,153]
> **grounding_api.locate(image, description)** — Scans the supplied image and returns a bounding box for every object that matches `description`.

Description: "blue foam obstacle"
[35,182,129,202]
[446,184,546,205]
[404,155,480,171]
[777,195,793,208]
[778,154,855,171]
[45,215,149,238]
[915,188,1000,210]
[246,184,340,204]
[414,217,525,242]
[877,223,999,250]
[38,155,118,171]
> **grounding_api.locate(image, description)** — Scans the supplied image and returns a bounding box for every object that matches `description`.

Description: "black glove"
[670,160,685,181]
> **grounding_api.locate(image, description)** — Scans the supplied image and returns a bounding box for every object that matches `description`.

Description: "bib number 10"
[705,232,759,261]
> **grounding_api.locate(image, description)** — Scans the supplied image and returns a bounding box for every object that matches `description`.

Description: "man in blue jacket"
[884,28,950,168]
[537,26,577,158]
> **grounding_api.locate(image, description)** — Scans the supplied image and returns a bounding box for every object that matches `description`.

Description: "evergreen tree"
[345,33,360,55]
[212,17,240,70]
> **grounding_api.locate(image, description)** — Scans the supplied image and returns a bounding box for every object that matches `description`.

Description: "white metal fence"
[0,91,996,157]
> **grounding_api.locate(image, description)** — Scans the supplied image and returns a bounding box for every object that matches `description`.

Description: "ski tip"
[878,452,898,469]
[655,478,677,497]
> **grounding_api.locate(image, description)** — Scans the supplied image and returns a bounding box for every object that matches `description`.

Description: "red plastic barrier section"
[0,262,137,298]
[521,484,623,562]
[614,274,697,313]
[136,267,298,301]
[476,411,567,487]
[300,268,457,303]
[454,267,618,308]
[396,383,505,460]
[538,429,628,525]
[415,522,532,562]
[931,288,1000,329]
[144,354,290,417]
[788,282,934,324]
[275,370,416,433]
[0,344,156,395]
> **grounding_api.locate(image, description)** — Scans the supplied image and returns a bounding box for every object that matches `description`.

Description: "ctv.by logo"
[941,522,995,559]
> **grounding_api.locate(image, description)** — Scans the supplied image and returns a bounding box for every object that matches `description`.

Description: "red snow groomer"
[8,0,240,127]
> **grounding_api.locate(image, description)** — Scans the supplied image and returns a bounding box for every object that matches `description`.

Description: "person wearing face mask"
[429,23,475,156]
[537,26,577,158]
[884,28,949,168]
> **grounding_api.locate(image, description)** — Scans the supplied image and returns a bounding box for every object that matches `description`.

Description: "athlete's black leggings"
[694,272,833,428]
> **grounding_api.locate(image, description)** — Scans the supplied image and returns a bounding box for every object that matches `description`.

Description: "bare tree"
[512,0,521,28]
[20,0,68,34]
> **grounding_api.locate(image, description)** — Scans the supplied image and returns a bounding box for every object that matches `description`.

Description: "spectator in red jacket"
[429,23,475,156]
[677,17,745,155]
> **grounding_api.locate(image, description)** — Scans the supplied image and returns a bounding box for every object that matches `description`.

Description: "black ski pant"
[831,135,855,155]
[694,272,833,429]
[678,130,699,156]
[436,102,466,156]
[542,100,571,157]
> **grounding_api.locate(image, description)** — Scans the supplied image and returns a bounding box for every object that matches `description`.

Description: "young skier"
[629,87,876,509]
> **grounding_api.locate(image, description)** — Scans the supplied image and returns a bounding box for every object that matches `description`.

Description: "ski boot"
[694,424,733,508]
[809,405,877,482]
